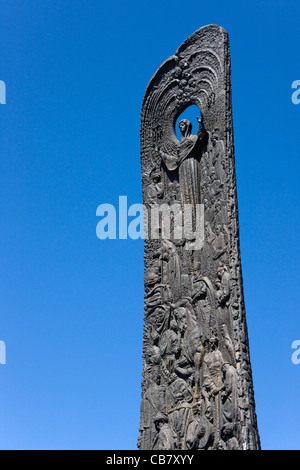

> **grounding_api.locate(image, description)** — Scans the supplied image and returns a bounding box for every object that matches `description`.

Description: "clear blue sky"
[0,0,299,450]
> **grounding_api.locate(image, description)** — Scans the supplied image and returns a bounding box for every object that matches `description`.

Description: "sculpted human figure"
[152,413,175,450]
[221,362,238,425]
[205,221,215,244]
[221,323,236,366]
[153,239,181,302]
[156,117,208,208]
[191,275,215,339]
[159,318,180,380]
[144,344,161,369]
[216,265,230,301]
[139,367,166,449]
[220,423,239,450]
[167,377,193,449]
[173,303,204,392]
[186,400,214,450]
[208,170,222,200]
[144,263,162,312]
[147,169,164,203]
[215,264,232,332]
[209,129,226,185]
[201,336,225,447]
[173,307,194,381]
[147,305,169,346]
[213,224,228,260]
[202,337,225,400]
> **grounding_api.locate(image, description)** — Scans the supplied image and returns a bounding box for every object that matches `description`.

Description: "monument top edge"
[175,24,229,55]
[141,24,228,111]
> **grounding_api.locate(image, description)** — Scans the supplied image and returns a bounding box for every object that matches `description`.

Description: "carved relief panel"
[138,25,260,451]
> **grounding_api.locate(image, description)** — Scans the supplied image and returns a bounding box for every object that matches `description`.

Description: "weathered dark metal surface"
[138,25,260,450]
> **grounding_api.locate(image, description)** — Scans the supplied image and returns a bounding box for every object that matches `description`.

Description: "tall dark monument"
[138,25,260,450]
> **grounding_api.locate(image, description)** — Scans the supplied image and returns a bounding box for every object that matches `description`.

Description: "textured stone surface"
[138,25,260,450]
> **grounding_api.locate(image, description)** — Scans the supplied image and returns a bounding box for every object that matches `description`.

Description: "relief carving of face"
[178,119,192,139]
[175,307,187,332]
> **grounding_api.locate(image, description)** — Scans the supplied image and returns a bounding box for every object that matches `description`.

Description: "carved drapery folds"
[138,25,260,450]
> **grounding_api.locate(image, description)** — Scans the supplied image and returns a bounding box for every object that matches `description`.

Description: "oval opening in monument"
[175,104,201,141]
